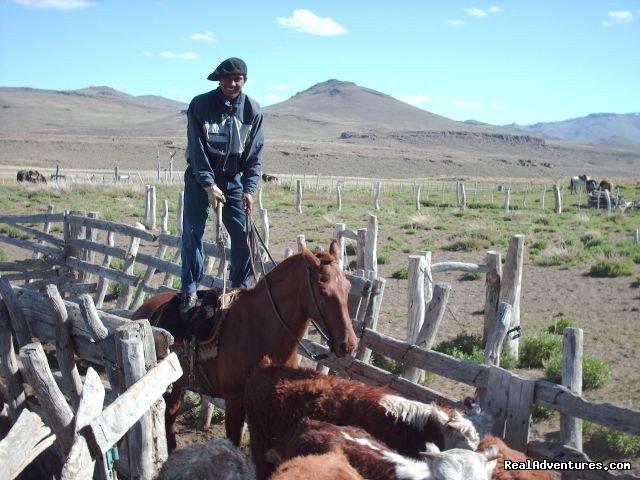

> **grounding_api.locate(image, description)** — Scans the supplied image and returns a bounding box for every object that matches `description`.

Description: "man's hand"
[204,185,226,209]
[243,193,253,211]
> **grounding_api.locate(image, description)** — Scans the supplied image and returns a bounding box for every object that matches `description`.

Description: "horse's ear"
[329,239,340,259]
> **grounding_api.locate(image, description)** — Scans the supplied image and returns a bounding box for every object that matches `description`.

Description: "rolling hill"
[0,83,638,179]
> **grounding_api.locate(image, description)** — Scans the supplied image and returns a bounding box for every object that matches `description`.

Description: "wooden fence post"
[117,324,155,480]
[32,204,55,260]
[403,255,426,383]
[504,189,511,213]
[373,181,381,210]
[365,214,378,275]
[94,231,115,308]
[500,235,524,358]
[354,276,386,364]
[161,200,169,234]
[0,300,26,421]
[296,180,303,214]
[483,250,502,342]
[297,234,306,253]
[415,185,421,211]
[45,284,83,409]
[604,189,612,215]
[19,342,75,452]
[554,184,562,214]
[356,228,367,270]
[484,302,512,367]
[337,185,342,212]
[560,327,583,452]
[415,282,451,350]
[459,182,466,210]
[0,277,33,347]
[116,222,144,310]
[333,223,346,270]
[541,185,547,211]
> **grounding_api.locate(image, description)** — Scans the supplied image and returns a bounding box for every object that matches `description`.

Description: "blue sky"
[1,0,639,125]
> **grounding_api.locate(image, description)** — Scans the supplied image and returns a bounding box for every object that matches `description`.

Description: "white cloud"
[190,31,217,43]
[277,9,348,35]
[454,99,482,108]
[398,94,432,106]
[139,51,155,58]
[465,6,502,18]
[7,0,93,9]
[446,19,466,27]
[601,10,634,27]
[160,51,200,60]
[268,84,289,91]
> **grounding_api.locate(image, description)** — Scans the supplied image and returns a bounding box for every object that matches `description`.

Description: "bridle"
[262,264,335,362]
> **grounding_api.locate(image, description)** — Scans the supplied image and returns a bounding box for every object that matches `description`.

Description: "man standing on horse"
[180,57,264,316]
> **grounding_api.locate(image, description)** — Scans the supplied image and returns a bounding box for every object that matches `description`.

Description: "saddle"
[152,289,240,346]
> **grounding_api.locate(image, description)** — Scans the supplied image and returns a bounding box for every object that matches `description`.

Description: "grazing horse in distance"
[245,365,482,480]
[598,180,613,192]
[131,240,357,451]
[17,169,47,183]
[569,174,590,194]
[585,179,598,194]
[262,173,279,183]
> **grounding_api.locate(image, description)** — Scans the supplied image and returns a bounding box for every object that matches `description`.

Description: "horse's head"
[301,240,357,357]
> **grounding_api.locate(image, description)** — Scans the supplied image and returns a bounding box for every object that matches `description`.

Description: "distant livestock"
[17,169,47,183]
[244,365,483,480]
[262,173,279,183]
[598,180,614,192]
[569,175,590,194]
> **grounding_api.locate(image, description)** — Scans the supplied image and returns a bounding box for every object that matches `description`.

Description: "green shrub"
[391,266,408,279]
[531,404,556,422]
[345,243,357,255]
[377,252,392,265]
[544,353,610,389]
[371,353,403,375]
[589,259,635,277]
[443,238,488,252]
[460,272,483,281]
[519,333,562,368]
[584,422,640,457]
[0,249,6,262]
[434,333,517,369]
[546,316,577,335]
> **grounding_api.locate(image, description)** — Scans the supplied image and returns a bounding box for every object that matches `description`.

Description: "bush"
[589,259,635,277]
[546,316,577,335]
[586,424,640,457]
[460,272,483,281]
[371,353,403,375]
[544,353,610,390]
[391,266,408,279]
[377,252,392,265]
[434,333,517,369]
[519,333,562,368]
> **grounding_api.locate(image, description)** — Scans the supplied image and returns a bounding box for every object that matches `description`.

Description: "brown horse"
[132,240,357,450]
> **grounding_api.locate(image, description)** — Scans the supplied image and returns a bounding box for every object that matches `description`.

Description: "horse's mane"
[379,394,451,429]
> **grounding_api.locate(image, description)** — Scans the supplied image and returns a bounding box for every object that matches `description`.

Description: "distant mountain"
[0,86,187,136]
[0,83,638,178]
[506,113,640,145]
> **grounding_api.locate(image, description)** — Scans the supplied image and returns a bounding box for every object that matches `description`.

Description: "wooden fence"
[0,208,639,479]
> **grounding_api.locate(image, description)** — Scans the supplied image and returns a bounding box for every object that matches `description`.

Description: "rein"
[262,266,331,362]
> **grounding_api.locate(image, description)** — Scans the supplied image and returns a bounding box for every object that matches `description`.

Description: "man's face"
[219,74,246,100]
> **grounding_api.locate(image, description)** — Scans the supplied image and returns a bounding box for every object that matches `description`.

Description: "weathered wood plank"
[0,233,61,256]
[0,277,34,347]
[504,374,535,451]
[66,256,139,286]
[0,212,66,224]
[0,409,55,480]
[66,214,157,242]
[431,261,490,273]
[83,353,182,456]
[535,380,640,436]
[45,284,83,409]
[0,300,26,421]
[19,342,75,452]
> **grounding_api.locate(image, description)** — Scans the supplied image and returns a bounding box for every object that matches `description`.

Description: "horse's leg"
[224,393,246,446]
[163,383,184,451]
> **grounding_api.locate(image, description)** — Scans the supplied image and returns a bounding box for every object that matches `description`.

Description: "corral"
[0,178,639,479]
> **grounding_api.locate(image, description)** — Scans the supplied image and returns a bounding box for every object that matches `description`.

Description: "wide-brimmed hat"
[207,57,247,81]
